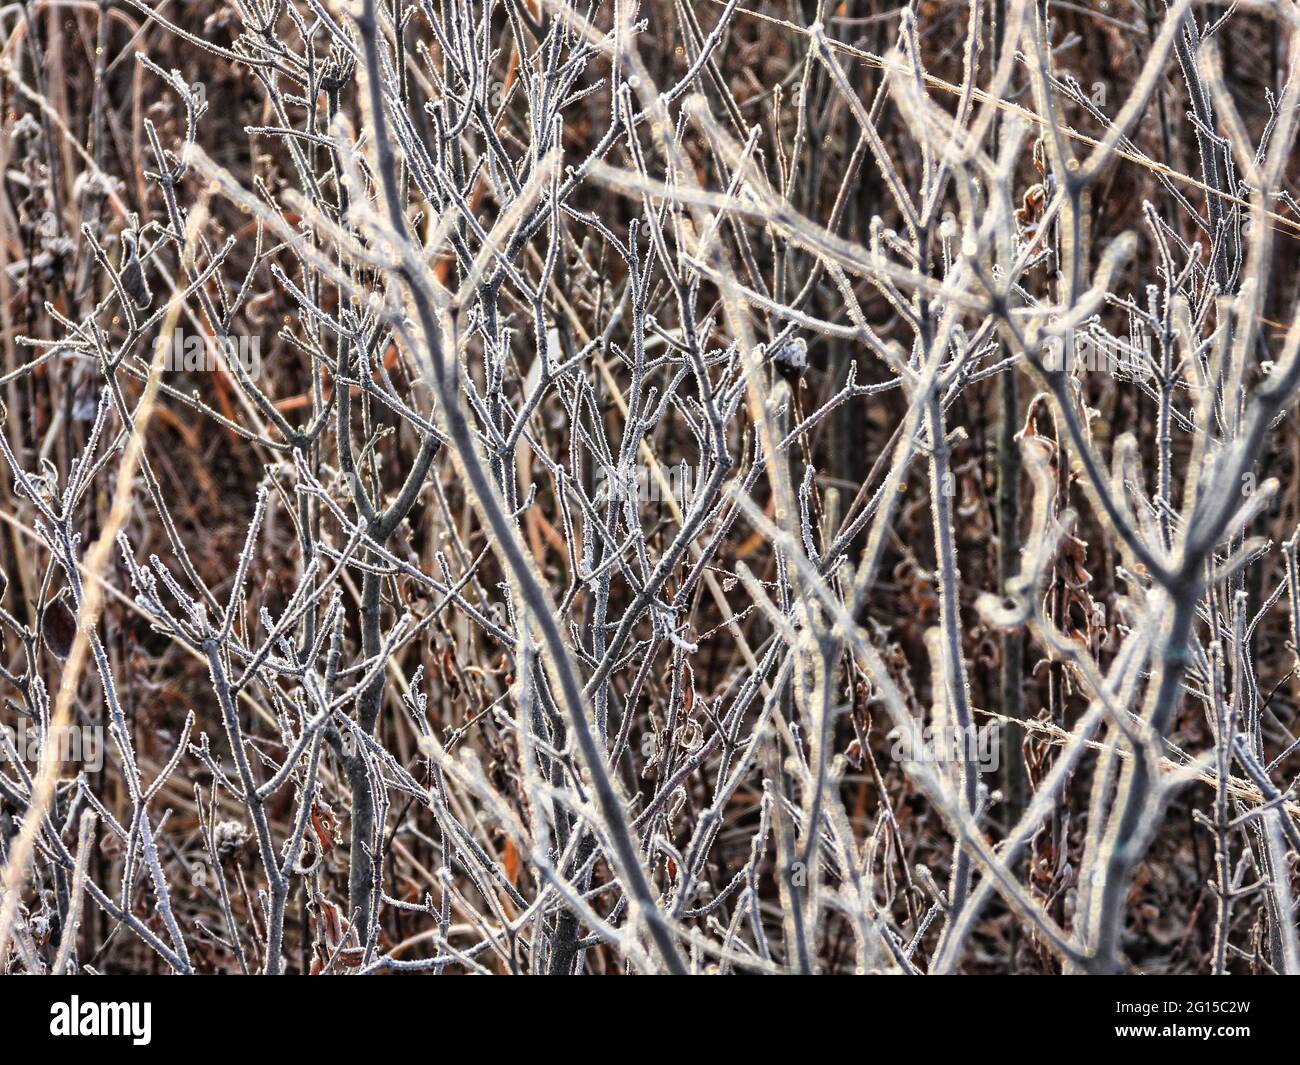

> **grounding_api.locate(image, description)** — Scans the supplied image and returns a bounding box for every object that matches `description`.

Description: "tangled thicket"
[1,0,1299,975]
